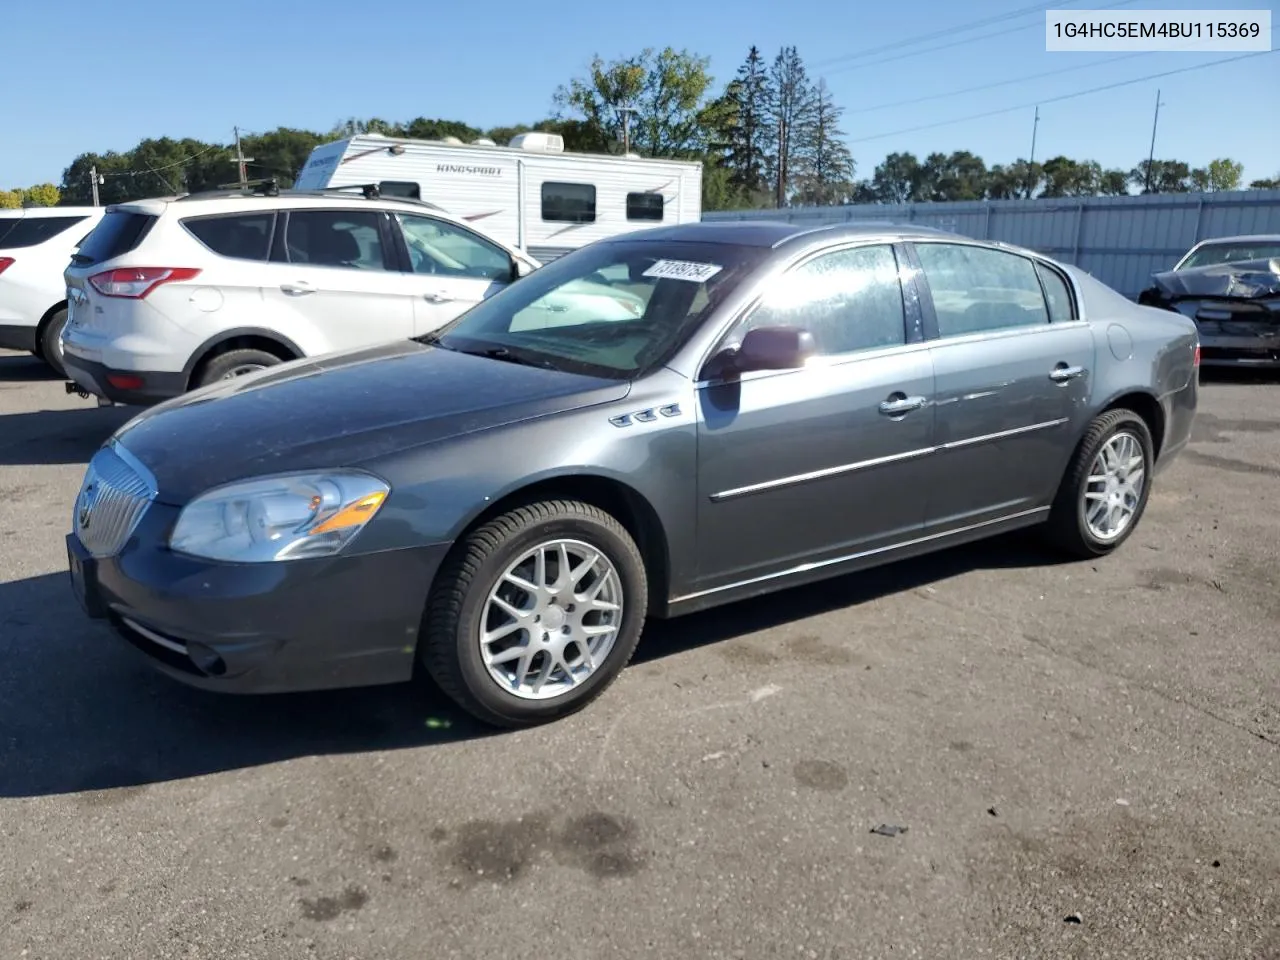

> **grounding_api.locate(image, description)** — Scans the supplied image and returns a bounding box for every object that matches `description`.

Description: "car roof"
[1189,234,1280,246]
[108,189,476,229]
[604,219,963,249]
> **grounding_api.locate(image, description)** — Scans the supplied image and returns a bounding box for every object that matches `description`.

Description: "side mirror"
[509,258,534,282]
[734,325,817,372]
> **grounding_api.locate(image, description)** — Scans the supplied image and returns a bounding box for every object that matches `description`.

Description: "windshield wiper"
[461,345,562,371]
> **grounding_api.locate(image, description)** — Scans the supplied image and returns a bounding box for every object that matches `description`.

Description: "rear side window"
[542,182,596,223]
[182,212,275,261]
[0,216,90,250]
[1035,262,1075,323]
[915,242,1050,338]
[626,192,664,222]
[284,210,388,270]
[73,211,157,265]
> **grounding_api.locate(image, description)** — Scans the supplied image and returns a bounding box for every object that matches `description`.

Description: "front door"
[694,242,936,593]
[393,213,515,335]
[268,208,415,353]
[908,240,1096,532]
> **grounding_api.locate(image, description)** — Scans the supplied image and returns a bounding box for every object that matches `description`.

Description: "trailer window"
[626,192,664,222]
[542,182,596,223]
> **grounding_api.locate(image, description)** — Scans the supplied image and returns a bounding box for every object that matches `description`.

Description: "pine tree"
[792,78,855,205]
[766,46,818,207]
[724,46,771,200]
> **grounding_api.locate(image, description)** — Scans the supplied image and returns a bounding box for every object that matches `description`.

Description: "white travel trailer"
[292,132,703,262]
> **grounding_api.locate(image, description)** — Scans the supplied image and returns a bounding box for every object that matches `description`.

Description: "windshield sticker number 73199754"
[642,260,724,283]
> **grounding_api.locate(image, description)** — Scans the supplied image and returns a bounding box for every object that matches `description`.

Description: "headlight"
[169,471,390,563]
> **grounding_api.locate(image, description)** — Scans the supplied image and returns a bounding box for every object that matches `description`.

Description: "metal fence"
[703,189,1280,299]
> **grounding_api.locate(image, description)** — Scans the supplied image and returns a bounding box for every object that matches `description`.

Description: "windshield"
[422,239,768,380]
[1179,241,1280,270]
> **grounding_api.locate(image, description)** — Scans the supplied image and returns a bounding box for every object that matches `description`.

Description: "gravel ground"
[1,349,1276,960]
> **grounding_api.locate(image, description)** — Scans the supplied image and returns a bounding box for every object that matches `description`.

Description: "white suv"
[0,205,105,375]
[60,187,540,405]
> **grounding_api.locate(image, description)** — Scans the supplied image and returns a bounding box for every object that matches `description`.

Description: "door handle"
[878,394,927,416]
[1050,364,1085,382]
[280,282,315,296]
[423,291,457,304]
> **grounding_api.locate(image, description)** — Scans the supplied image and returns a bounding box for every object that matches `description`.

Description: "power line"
[845,48,1278,145]
[820,0,1142,75]
[99,142,225,179]
[810,0,1082,69]
[844,21,1277,116]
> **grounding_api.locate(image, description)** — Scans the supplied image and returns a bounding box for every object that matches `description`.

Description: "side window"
[542,182,596,223]
[626,192,664,222]
[0,216,90,249]
[915,243,1049,338]
[182,212,274,261]
[284,210,387,270]
[1035,262,1075,323]
[740,244,907,356]
[397,214,513,281]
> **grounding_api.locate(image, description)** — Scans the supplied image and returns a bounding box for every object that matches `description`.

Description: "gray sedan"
[65,221,1200,727]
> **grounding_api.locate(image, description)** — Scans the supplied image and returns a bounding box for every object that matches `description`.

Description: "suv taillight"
[0,257,13,275]
[88,267,201,299]
[1193,343,1201,367]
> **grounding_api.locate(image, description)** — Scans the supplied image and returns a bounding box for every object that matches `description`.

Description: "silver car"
[65,221,1200,728]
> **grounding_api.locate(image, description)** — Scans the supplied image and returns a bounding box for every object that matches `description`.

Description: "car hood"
[1149,257,1280,301]
[112,338,631,503]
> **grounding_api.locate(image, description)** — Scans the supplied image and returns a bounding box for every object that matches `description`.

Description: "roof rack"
[169,181,445,213]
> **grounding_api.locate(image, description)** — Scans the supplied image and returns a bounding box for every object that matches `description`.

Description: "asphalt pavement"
[1,349,1276,959]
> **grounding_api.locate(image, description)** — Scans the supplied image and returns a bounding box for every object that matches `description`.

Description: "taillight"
[88,267,201,299]
[0,257,13,275]
[1193,343,1201,367]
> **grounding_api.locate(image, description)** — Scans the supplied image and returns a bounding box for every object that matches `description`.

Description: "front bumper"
[63,351,187,405]
[66,503,453,693]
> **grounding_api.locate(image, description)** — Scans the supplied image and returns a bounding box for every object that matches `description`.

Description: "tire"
[194,348,282,388]
[1043,408,1155,559]
[421,500,648,728]
[39,308,68,378]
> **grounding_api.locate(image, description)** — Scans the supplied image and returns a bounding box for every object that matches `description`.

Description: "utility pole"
[1029,106,1040,166]
[233,126,254,188]
[1144,89,1164,193]
[89,165,101,206]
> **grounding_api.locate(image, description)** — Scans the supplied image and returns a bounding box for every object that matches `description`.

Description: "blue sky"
[2,0,1277,190]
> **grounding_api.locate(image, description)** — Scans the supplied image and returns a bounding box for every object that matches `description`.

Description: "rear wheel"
[1044,409,1154,558]
[39,308,68,377]
[193,348,282,388]
[421,500,648,728]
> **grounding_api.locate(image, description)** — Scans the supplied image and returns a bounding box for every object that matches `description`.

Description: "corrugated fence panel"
[704,190,1280,298]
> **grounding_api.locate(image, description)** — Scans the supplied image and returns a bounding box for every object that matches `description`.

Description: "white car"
[0,205,105,374]
[60,187,542,405]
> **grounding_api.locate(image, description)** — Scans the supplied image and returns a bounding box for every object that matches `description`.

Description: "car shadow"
[0,531,1067,799]
[0,352,59,382]
[0,407,134,466]
[1198,367,1280,386]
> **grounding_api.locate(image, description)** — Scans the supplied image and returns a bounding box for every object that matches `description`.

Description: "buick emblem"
[78,483,95,529]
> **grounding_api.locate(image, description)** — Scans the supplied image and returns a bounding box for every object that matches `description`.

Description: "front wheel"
[421,500,648,728]
[1044,409,1155,559]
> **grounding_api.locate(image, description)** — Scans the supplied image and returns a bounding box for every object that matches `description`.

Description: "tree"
[920,150,987,201]
[722,46,771,199]
[240,127,327,186]
[21,183,61,206]
[791,79,855,206]
[1130,159,1190,193]
[1041,157,1103,197]
[1250,173,1280,189]
[871,152,922,203]
[1098,168,1130,196]
[554,47,714,158]
[1189,158,1243,192]
[766,46,818,206]
[0,191,21,209]
[403,118,483,142]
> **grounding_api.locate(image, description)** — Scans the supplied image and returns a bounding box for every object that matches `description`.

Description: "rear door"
[908,240,1095,533]
[389,212,516,335]
[264,208,415,352]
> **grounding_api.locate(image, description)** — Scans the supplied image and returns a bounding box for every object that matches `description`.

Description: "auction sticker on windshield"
[643,260,723,282]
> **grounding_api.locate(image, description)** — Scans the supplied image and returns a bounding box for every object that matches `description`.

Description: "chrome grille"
[73,442,157,558]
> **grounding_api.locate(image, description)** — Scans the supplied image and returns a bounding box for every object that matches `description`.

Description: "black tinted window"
[745,244,907,356]
[542,182,596,223]
[379,181,421,200]
[1035,262,1075,323]
[182,212,274,261]
[284,210,388,270]
[626,192,664,222]
[0,216,90,250]
[73,211,157,264]
[915,242,1049,338]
